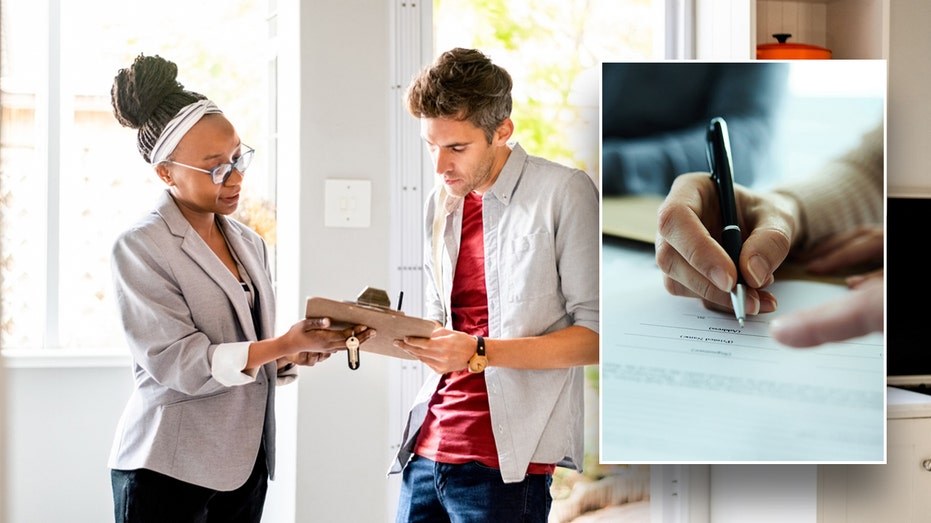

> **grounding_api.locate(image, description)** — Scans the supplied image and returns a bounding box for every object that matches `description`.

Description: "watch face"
[468,354,488,373]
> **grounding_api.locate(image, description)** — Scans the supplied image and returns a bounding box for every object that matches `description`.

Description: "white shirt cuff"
[211,342,259,387]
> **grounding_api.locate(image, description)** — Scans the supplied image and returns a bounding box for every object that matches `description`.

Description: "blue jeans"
[395,455,553,523]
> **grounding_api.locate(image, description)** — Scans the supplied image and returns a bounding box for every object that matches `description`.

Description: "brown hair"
[405,48,512,143]
[110,54,207,163]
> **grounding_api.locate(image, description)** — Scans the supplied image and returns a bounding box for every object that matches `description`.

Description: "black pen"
[706,117,746,327]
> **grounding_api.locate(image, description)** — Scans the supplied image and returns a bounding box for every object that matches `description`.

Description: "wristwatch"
[468,335,488,373]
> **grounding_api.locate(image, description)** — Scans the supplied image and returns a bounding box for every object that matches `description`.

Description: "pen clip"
[706,117,739,228]
[706,118,733,183]
[705,130,717,181]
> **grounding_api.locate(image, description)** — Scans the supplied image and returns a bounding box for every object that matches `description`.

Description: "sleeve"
[601,63,790,196]
[555,170,601,333]
[211,342,299,386]
[211,341,260,386]
[111,228,229,396]
[772,121,884,252]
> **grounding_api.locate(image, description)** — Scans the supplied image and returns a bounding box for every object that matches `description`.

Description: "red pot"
[757,33,832,59]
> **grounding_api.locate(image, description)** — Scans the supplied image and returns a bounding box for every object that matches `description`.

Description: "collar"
[439,142,527,215]
[154,189,242,243]
[482,142,524,206]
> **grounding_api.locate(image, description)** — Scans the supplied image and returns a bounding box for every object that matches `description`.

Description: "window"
[434,0,665,180]
[0,0,276,352]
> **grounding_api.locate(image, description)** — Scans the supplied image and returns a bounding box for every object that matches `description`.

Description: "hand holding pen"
[654,122,804,320]
[655,118,883,346]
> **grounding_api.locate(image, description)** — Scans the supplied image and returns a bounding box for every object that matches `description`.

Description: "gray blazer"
[108,190,280,491]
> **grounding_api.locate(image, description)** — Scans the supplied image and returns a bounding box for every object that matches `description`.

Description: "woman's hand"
[279,321,376,367]
[281,318,375,355]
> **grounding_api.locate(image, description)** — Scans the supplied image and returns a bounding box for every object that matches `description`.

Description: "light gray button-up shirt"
[390,143,600,483]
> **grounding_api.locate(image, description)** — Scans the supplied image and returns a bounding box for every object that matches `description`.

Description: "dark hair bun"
[111,54,185,130]
[111,54,208,162]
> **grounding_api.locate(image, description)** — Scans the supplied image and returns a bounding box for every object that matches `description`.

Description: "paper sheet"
[600,242,885,463]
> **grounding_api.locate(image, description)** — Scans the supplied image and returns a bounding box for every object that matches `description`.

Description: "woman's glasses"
[168,145,255,185]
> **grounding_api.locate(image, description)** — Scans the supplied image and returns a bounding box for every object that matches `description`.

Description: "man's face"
[421,117,501,198]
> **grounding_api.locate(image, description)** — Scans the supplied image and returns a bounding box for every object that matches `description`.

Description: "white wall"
[292,1,399,522]
[709,465,818,523]
[1,357,298,523]
[3,360,131,522]
[886,0,931,196]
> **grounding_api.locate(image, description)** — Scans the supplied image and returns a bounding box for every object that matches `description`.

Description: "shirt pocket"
[503,232,558,302]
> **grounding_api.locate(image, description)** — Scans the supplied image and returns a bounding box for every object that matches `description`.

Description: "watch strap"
[468,335,488,373]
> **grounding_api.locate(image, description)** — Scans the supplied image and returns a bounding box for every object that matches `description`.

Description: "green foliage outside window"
[435,0,654,175]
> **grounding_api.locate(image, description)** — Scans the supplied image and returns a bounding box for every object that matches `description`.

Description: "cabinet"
[694,0,888,60]
[756,0,886,59]
[817,387,931,523]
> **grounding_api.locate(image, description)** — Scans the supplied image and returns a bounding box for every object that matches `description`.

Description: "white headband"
[149,99,223,165]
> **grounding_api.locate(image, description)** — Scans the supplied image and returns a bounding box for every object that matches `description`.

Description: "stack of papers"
[600,243,885,463]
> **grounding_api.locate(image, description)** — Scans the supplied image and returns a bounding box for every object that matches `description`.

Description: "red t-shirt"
[414,192,554,475]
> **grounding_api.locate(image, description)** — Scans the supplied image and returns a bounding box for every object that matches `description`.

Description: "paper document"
[601,242,885,463]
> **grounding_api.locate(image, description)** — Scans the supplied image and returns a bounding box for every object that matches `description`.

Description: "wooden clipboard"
[304,291,436,361]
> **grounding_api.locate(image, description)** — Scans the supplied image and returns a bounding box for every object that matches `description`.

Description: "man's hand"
[394,327,477,374]
[655,172,799,316]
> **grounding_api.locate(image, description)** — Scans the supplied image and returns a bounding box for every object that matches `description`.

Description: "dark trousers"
[111,445,268,523]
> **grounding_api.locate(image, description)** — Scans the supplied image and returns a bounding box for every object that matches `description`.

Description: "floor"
[569,501,650,523]
[549,467,650,523]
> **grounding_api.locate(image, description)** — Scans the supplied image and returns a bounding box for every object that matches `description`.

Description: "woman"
[108,54,371,522]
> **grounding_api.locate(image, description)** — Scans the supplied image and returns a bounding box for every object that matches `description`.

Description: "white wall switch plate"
[324,178,372,228]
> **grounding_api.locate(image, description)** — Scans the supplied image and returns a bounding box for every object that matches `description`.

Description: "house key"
[346,333,361,370]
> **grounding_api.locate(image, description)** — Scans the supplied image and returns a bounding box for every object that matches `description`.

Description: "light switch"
[324,179,371,228]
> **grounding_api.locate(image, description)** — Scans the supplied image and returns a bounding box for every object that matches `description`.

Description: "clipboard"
[305,287,436,367]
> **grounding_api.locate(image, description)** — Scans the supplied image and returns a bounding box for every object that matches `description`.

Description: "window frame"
[0,0,281,366]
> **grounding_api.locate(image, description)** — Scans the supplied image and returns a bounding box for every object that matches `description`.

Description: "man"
[389,48,599,522]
